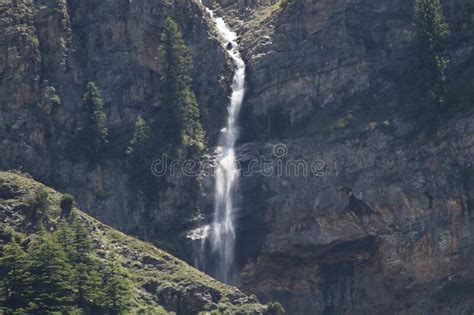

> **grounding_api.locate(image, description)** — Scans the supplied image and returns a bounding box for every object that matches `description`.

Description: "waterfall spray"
[202,5,246,284]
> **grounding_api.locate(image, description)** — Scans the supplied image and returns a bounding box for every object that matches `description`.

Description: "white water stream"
[203,6,246,283]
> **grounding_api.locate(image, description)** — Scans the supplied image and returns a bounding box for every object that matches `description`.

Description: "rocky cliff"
[207,0,474,314]
[2,0,474,314]
[0,0,235,252]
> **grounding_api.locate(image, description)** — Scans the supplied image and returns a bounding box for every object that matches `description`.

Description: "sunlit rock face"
[0,0,233,251]
[2,0,474,314]
[217,0,276,9]
[226,0,474,313]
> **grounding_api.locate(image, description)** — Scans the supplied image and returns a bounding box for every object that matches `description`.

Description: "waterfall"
[202,6,246,284]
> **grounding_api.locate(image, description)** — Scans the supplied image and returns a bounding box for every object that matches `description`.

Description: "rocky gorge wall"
[2,0,474,314]
[0,0,235,252]
[210,0,474,313]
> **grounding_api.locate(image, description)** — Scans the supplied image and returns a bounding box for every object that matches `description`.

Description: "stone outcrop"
[233,117,474,314]
[207,0,474,313]
[2,0,474,314]
[0,0,233,252]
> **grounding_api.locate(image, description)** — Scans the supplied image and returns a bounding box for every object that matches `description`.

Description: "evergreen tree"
[26,187,50,224]
[56,220,74,258]
[69,218,94,264]
[127,115,151,169]
[58,218,104,308]
[83,81,109,157]
[126,116,158,196]
[102,253,133,313]
[0,240,32,312]
[413,0,450,110]
[28,231,75,313]
[161,17,206,152]
[73,261,105,309]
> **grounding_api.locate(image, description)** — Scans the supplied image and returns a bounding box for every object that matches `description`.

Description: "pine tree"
[28,231,75,313]
[26,187,50,225]
[75,261,105,307]
[0,240,32,312]
[56,220,74,258]
[102,253,133,313]
[69,218,94,264]
[126,116,158,196]
[127,115,151,169]
[83,81,109,157]
[413,0,450,110]
[61,218,104,308]
[162,17,206,152]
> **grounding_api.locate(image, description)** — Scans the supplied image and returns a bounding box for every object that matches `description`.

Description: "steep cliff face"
[0,0,233,251]
[3,0,474,314]
[239,0,473,139]
[212,0,474,314]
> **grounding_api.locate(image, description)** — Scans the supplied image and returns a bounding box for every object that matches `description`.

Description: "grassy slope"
[0,171,267,315]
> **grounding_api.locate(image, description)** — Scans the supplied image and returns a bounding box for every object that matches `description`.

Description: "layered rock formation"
[2,0,474,314]
[209,0,474,313]
[0,0,233,252]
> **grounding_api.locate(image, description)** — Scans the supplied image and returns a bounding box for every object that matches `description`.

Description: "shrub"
[267,301,285,315]
[27,187,50,224]
[60,194,74,217]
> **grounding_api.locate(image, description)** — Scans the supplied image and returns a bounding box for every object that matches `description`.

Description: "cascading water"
[201,5,246,284]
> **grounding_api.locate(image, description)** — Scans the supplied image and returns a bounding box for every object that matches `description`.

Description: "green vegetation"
[123,18,208,199]
[127,116,151,180]
[68,219,106,308]
[102,253,133,312]
[0,217,134,314]
[0,240,32,313]
[60,193,74,217]
[123,17,208,201]
[29,230,75,312]
[50,94,61,107]
[161,17,206,152]
[267,302,286,315]
[126,116,157,196]
[127,116,151,164]
[26,187,50,224]
[82,81,109,158]
[42,86,61,108]
[412,0,450,110]
[0,171,269,314]
[241,0,286,44]
[30,35,40,47]
[255,0,284,23]
[335,112,355,129]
